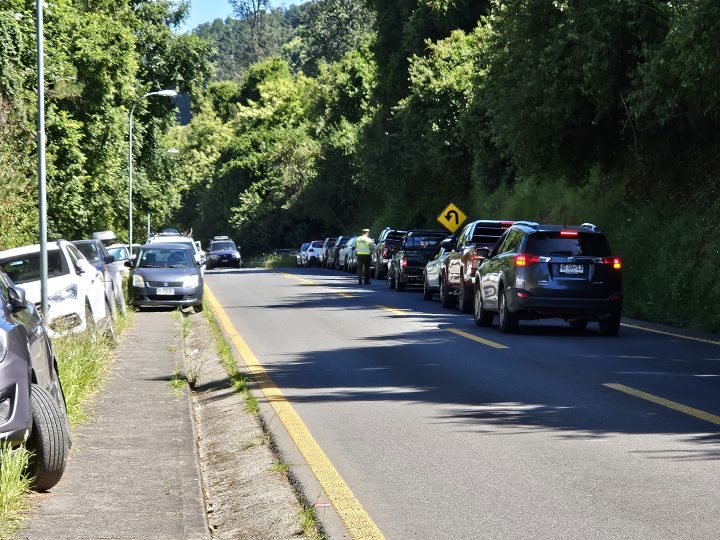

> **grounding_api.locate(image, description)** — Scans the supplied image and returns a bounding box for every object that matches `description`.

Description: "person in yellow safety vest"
[355,228,376,285]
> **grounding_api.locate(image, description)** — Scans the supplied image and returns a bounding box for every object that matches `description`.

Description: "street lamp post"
[128,89,177,257]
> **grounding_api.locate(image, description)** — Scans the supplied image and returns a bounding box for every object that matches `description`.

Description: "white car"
[0,241,111,337]
[338,236,357,272]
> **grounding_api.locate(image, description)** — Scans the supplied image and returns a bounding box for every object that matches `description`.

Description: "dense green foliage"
[0,0,212,249]
[167,1,719,331]
[1,1,718,331]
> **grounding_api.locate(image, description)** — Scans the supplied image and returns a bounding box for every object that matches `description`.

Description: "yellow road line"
[205,285,384,539]
[604,383,720,426]
[446,328,509,350]
[282,273,318,286]
[621,322,720,347]
[376,305,412,316]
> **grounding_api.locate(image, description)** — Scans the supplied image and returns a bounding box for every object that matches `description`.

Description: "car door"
[482,229,523,308]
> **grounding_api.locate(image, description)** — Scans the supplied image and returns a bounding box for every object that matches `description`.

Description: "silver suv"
[0,269,71,490]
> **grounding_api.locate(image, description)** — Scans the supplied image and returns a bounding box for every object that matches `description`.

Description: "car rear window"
[404,234,447,249]
[311,241,324,248]
[386,231,407,242]
[471,225,508,244]
[526,232,611,256]
[0,250,70,283]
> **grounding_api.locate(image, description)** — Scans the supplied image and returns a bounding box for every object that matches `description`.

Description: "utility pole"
[36,0,48,317]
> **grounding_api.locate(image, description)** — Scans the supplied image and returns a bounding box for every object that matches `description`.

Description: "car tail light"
[471,251,484,270]
[401,256,407,268]
[382,247,388,258]
[516,291,529,298]
[514,254,541,267]
[501,221,514,227]
[560,230,578,237]
[610,293,622,301]
[598,257,622,270]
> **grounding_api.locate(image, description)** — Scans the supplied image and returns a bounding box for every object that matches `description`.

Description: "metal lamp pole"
[128,89,177,257]
[36,0,48,317]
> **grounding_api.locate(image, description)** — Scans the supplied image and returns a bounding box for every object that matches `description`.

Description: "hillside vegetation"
[1,1,718,331]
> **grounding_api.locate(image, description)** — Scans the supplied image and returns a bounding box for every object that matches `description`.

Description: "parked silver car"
[127,243,204,312]
[0,268,71,490]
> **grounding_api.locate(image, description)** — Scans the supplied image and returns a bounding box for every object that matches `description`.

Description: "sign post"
[437,203,467,233]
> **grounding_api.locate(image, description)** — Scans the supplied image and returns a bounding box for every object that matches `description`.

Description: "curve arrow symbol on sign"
[445,210,459,224]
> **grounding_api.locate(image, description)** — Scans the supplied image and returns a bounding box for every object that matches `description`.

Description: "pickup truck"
[441,220,513,311]
[372,228,407,279]
[387,230,448,291]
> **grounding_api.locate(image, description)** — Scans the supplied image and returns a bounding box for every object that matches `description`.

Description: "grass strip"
[0,442,31,540]
[245,253,297,269]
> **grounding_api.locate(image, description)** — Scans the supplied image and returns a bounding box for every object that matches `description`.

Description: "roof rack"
[580,222,601,232]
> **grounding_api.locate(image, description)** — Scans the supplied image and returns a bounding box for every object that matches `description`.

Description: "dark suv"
[0,269,71,490]
[442,220,513,312]
[388,230,448,291]
[473,222,623,335]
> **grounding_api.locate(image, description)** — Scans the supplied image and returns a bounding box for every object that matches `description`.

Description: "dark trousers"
[357,254,371,283]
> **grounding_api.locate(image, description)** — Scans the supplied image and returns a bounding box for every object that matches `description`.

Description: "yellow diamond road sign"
[437,203,467,233]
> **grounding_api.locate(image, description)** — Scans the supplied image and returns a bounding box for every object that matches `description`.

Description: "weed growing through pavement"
[299,502,324,540]
[270,459,291,475]
[0,443,31,539]
[168,366,186,395]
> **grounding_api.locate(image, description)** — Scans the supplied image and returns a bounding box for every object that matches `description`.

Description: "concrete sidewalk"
[22,311,208,540]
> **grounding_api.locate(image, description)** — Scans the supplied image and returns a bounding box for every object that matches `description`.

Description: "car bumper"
[42,299,88,337]
[131,285,204,307]
[0,353,32,444]
[398,267,424,283]
[507,288,623,317]
[207,257,241,267]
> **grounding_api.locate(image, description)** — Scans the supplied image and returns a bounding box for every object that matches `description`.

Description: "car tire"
[458,277,473,314]
[473,284,494,327]
[85,302,96,334]
[569,319,588,331]
[396,272,406,291]
[423,274,433,300]
[498,287,518,333]
[374,264,382,280]
[440,276,454,308]
[193,303,204,313]
[387,268,396,290]
[599,314,620,336]
[26,384,70,492]
[104,300,118,345]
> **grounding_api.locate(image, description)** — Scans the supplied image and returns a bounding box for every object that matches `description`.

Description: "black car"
[206,237,242,269]
[373,228,407,279]
[388,230,448,291]
[0,268,71,490]
[327,236,349,270]
[473,222,623,335]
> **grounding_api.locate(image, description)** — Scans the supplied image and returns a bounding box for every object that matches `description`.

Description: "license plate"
[156,288,175,295]
[559,264,584,274]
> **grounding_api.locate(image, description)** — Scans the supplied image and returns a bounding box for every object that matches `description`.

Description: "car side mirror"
[104,255,115,264]
[8,286,27,312]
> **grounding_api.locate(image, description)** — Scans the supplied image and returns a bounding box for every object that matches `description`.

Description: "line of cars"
[299,219,624,336]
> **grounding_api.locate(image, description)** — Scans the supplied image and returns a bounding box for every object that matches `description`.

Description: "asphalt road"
[206,266,720,540]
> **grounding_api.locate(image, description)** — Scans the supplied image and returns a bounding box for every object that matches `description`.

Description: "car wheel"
[498,287,518,333]
[423,273,433,300]
[374,264,382,280]
[396,271,406,291]
[473,284,494,327]
[85,302,96,334]
[440,276,455,308]
[26,384,70,491]
[104,300,118,345]
[387,268,396,289]
[458,277,473,313]
[599,314,620,336]
[569,319,588,331]
[193,303,204,313]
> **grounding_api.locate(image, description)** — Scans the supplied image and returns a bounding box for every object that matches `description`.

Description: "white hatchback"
[0,241,110,337]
